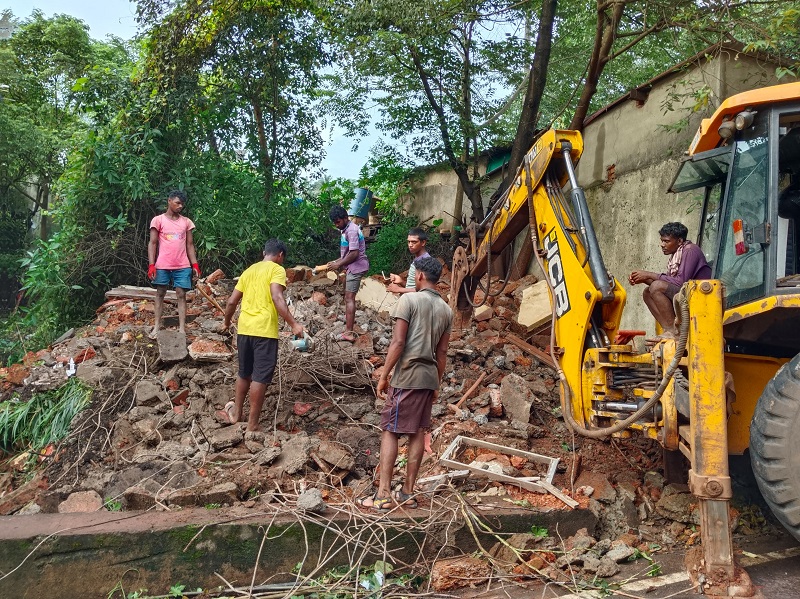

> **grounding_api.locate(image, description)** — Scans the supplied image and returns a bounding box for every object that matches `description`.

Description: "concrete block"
[474,305,493,321]
[517,280,551,332]
[187,338,233,362]
[499,373,535,424]
[355,277,398,313]
[157,330,188,363]
[134,380,169,408]
[209,425,244,450]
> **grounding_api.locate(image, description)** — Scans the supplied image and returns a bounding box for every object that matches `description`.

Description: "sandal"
[357,493,392,511]
[392,489,418,509]
[214,401,237,425]
[336,331,356,342]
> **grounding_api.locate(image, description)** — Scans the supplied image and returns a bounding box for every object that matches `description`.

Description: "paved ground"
[455,529,800,599]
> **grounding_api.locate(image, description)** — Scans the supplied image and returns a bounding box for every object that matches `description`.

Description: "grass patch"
[0,378,92,452]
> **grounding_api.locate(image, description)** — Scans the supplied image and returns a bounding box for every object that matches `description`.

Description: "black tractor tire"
[750,352,800,542]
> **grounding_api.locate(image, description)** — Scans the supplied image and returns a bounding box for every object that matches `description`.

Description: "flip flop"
[336,331,356,342]
[214,401,237,425]
[357,493,392,511]
[392,489,418,509]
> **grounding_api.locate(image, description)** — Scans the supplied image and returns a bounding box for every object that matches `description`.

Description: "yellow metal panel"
[690,82,800,154]
[722,293,800,325]
[687,280,729,475]
[723,353,787,454]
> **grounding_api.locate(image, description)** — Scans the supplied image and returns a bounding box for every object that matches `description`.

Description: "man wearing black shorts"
[222,239,304,432]
[359,257,452,510]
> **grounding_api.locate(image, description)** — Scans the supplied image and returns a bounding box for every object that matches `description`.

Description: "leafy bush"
[0,378,92,452]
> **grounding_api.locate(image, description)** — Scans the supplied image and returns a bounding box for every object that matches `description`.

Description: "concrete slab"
[0,504,597,598]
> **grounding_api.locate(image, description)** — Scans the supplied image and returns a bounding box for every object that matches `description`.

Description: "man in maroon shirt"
[629,222,711,338]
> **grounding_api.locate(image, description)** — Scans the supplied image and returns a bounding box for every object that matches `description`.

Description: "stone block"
[134,379,169,408]
[430,557,492,591]
[517,280,551,332]
[474,305,493,322]
[123,486,156,510]
[316,440,355,471]
[157,330,188,363]
[199,482,239,506]
[499,373,535,424]
[210,425,244,450]
[575,471,616,503]
[356,277,398,313]
[58,490,103,513]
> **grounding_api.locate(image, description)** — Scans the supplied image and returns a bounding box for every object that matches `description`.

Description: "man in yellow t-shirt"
[221,239,304,432]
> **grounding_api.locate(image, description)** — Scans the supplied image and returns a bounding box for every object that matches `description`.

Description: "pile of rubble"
[0,264,744,589]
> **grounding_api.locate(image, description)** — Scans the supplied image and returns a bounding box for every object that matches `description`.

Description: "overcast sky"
[2,0,373,180]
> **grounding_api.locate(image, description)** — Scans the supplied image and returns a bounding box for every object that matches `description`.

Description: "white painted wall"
[579,50,795,334]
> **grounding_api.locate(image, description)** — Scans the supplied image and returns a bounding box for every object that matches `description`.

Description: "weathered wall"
[404,157,499,231]
[579,51,796,333]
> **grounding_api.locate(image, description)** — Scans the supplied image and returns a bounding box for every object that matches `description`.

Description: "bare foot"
[148,327,159,340]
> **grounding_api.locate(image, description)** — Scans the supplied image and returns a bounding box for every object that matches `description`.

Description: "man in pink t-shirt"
[147,190,201,338]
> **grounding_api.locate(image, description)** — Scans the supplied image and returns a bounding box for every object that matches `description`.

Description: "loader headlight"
[734,110,755,130]
[718,119,736,139]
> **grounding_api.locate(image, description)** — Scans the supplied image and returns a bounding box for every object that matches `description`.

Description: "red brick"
[311,291,327,306]
[5,364,29,386]
[205,268,226,284]
[73,347,96,364]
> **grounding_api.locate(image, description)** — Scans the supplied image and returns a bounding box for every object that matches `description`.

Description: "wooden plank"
[537,480,579,509]
[504,333,557,369]
[105,285,195,301]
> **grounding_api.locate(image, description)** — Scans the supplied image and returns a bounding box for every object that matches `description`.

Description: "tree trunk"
[408,44,484,221]
[505,0,557,191]
[569,0,624,131]
[251,97,272,204]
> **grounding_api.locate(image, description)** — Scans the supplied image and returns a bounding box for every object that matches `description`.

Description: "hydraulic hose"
[557,291,689,438]
[526,170,690,439]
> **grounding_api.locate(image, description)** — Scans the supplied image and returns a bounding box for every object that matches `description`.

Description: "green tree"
[325,0,536,221]
[135,0,327,203]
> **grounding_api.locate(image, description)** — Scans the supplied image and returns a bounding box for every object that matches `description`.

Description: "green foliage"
[104,497,123,512]
[204,503,221,510]
[167,584,185,598]
[629,548,662,577]
[367,215,420,276]
[0,378,92,452]
[530,524,548,539]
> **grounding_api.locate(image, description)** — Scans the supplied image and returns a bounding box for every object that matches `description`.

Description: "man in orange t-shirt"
[147,190,200,338]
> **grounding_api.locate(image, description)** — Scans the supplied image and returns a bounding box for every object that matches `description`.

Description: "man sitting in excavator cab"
[628,222,711,338]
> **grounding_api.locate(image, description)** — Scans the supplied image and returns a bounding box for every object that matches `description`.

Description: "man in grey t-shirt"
[357,257,452,511]
[386,227,430,295]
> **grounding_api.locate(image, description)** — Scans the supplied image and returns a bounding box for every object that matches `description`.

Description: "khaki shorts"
[345,271,364,293]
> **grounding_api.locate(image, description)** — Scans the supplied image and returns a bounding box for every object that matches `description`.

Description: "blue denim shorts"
[153,267,192,290]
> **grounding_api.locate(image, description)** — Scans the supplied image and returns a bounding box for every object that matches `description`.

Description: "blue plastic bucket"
[350,188,373,219]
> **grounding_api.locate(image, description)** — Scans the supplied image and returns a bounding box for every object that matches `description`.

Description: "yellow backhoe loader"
[450,81,800,596]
